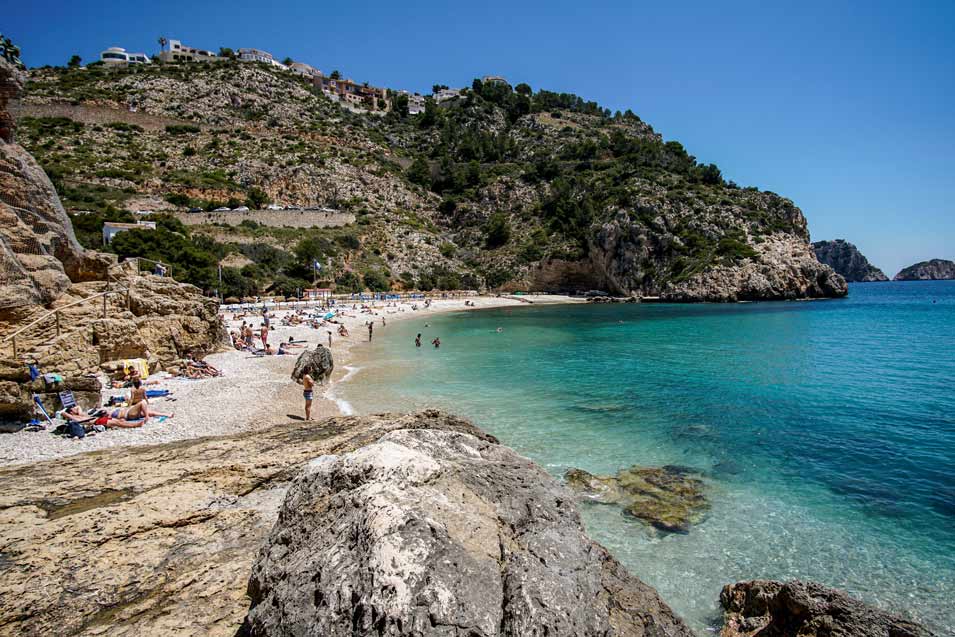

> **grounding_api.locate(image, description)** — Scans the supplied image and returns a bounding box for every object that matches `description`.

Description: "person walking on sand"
[415,333,421,348]
[302,373,314,420]
[327,330,332,348]
[368,321,374,342]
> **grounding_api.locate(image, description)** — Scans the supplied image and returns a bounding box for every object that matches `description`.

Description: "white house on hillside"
[102,221,156,245]
[238,48,287,70]
[159,39,219,63]
[99,47,150,65]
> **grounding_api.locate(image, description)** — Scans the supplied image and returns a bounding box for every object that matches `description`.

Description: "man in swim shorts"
[302,373,314,420]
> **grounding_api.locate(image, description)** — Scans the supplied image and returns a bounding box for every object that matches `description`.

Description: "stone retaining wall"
[12,99,194,132]
[173,209,355,229]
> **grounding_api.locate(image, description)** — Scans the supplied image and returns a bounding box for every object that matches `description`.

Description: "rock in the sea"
[565,464,708,533]
[894,259,955,281]
[290,345,333,384]
[720,580,935,637]
[243,423,694,637]
[812,239,889,282]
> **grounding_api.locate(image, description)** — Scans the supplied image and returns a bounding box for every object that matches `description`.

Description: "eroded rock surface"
[290,345,334,384]
[720,580,935,637]
[243,426,694,637]
[565,464,708,533]
[0,411,501,636]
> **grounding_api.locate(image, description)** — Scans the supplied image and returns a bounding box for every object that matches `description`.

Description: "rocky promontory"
[0,410,692,636]
[812,239,889,282]
[894,259,955,281]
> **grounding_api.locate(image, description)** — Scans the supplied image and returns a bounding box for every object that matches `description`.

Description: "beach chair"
[59,390,77,410]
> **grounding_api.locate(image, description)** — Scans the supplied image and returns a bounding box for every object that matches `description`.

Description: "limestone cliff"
[894,258,955,281]
[812,239,888,282]
[0,56,85,314]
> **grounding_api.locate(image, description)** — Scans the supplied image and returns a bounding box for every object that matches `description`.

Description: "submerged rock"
[290,345,333,384]
[565,464,708,533]
[243,424,694,637]
[720,580,935,637]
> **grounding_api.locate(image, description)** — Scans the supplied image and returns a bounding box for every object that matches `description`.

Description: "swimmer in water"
[496,327,503,333]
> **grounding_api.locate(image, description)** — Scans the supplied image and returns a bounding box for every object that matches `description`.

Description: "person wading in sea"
[302,373,314,420]
[415,333,421,347]
[432,337,441,349]
[367,321,374,342]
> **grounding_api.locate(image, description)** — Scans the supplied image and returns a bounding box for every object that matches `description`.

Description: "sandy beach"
[0,294,580,467]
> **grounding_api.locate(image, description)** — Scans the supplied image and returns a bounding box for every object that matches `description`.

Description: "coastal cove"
[339,282,955,635]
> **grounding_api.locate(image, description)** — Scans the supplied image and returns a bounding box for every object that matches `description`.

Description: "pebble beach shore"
[0,294,579,467]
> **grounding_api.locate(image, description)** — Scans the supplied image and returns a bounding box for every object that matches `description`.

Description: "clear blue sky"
[7,0,954,276]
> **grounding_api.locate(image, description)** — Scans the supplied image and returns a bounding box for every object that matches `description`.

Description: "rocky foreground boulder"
[894,259,955,281]
[720,580,934,637]
[243,424,694,637]
[812,239,889,282]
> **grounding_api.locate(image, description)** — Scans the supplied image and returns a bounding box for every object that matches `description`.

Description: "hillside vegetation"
[17,60,845,300]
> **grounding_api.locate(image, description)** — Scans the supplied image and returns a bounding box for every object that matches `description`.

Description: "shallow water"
[341,282,955,634]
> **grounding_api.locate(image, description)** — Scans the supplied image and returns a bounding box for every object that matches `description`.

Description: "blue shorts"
[303,390,314,401]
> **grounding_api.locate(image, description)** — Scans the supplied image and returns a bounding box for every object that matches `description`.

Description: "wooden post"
[55,311,60,337]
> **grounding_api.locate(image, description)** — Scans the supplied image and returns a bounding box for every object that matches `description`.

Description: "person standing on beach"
[368,321,374,342]
[302,373,314,420]
[415,333,421,347]
[327,331,332,348]
[260,323,269,348]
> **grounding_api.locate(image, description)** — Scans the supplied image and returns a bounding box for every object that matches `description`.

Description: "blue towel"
[145,389,170,398]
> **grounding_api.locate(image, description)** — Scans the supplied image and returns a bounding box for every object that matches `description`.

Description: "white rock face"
[243,425,695,636]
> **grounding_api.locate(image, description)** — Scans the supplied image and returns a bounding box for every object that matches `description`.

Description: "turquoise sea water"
[339,282,955,634]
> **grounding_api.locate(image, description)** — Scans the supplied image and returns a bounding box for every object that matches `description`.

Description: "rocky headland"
[16,61,847,302]
[812,239,888,282]
[893,259,955,281]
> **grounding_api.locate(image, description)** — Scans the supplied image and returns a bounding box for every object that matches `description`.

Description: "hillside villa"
[159,39,218,63]
[102,220,156,245]
[99,47,150,65]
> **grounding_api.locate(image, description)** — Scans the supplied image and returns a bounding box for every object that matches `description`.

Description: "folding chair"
[59,390,77,410]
